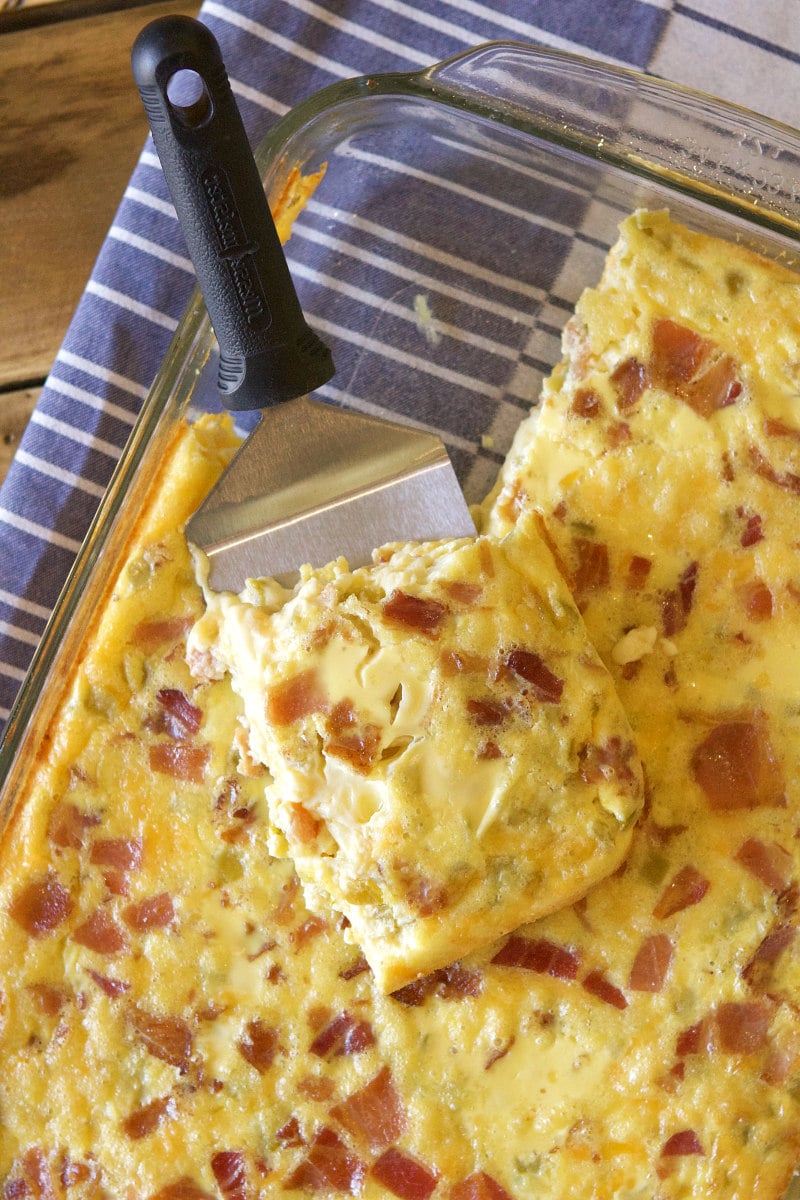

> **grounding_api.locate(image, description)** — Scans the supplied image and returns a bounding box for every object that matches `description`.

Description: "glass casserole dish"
[2,39,800,1198]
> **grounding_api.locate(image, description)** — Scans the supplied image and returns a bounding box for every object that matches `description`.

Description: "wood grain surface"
[0,0,198,488]
[0,388,39,482]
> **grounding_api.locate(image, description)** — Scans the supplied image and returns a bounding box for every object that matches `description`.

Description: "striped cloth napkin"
[1,0,798,734]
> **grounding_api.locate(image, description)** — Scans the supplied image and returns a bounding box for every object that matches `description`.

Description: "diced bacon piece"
[339,955,371,981]
[441,581,483,605]
[440,649,488,676]
[611,356,648,411]
[90,837,143,872]
[661,561,698,637]
[743,924,796,991]
[749,924,796,968]
[450,1172,516,1200]
[578,736,639,787]
[647,820,688,845]
[571,387,602,417]
[650,319,709,388]
[287,803,323,846]
[661,1130,704,1157]
[492,935,579,980]
[284,1127,366,1194]
[102,869,131,897]
[653,865,710,919]
[60,1159,96,1188]
[778,881,799,919]
[87,969,131,998]
[691,716,784,809]
[749,444,800,494]
[495,481,527,526]
[676,1021,707,1057]
[628,934,673,992]
[310,1011,376,1058]
[211,1151,249,1200]
[739,579,773,621]
[371,1148,438,1200]
[129,1006,193,1071]
[26,983,68,1016]
[273,873,301,925]
[9,873,73,937]
[682,354,742,418]
[572,538,610,604]
[17,1149,57,1200]
[132,616,193,654]
[72,909,128,955]
[581,969,627,1009]
[267,669,327,726]
[238,1019,279,1073]
[48,802,100,849]
[432,964,483,999]
[400,870,448,918]
[326,699,358,737]
[123,892,175,931]
[156,688,203,737]
[330,1065,408,1151]
[149,1178,216,1200]
[232,804,257,824]
[504,650,564,704]
[466,698,511,726]
[607,420,631,447]
[277,1115,305,1146]
[716,1001,773,1053]
[734,837,793,893]
[478,740,502,760]
[149,742,211,784]
[389,976,429,1009]
[626,555,652,590]
[122,1095,174,1140]
[290,914,329,949]
[679,559,698,612]
[739,511,764,548]
[299,1077,336,1103]
[390,964,483,1007]
[764,416,800,442]
[382,591,448,637]
[326,722,382,774]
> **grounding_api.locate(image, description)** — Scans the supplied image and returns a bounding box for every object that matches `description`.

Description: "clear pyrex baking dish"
[7,31,800,855]
[3,36,800,1194]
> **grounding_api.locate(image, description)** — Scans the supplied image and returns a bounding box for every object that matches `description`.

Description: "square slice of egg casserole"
[2,209,800,1200]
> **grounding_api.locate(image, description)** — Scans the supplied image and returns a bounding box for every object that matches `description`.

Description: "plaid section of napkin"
[0,0,795,732]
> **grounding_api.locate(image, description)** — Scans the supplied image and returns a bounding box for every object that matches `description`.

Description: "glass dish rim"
[4,35,800,788]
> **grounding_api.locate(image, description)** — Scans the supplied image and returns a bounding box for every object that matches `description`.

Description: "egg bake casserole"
[2,210,800,1198]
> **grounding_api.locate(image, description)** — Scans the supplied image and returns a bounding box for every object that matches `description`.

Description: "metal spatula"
[131,16,475,593]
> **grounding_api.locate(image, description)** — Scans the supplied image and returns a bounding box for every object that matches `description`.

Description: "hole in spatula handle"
[165,67,212,128]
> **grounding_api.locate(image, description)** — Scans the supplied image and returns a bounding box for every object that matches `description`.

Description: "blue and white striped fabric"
[1,0,798,733]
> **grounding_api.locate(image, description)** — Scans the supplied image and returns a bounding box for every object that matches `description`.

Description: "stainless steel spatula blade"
[187,396,475,592]
[132,16,475,594]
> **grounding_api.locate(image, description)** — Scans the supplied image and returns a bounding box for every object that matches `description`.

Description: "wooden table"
[0,0,199,487]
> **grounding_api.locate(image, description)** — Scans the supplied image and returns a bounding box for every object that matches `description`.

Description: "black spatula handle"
[131,15,334,410]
